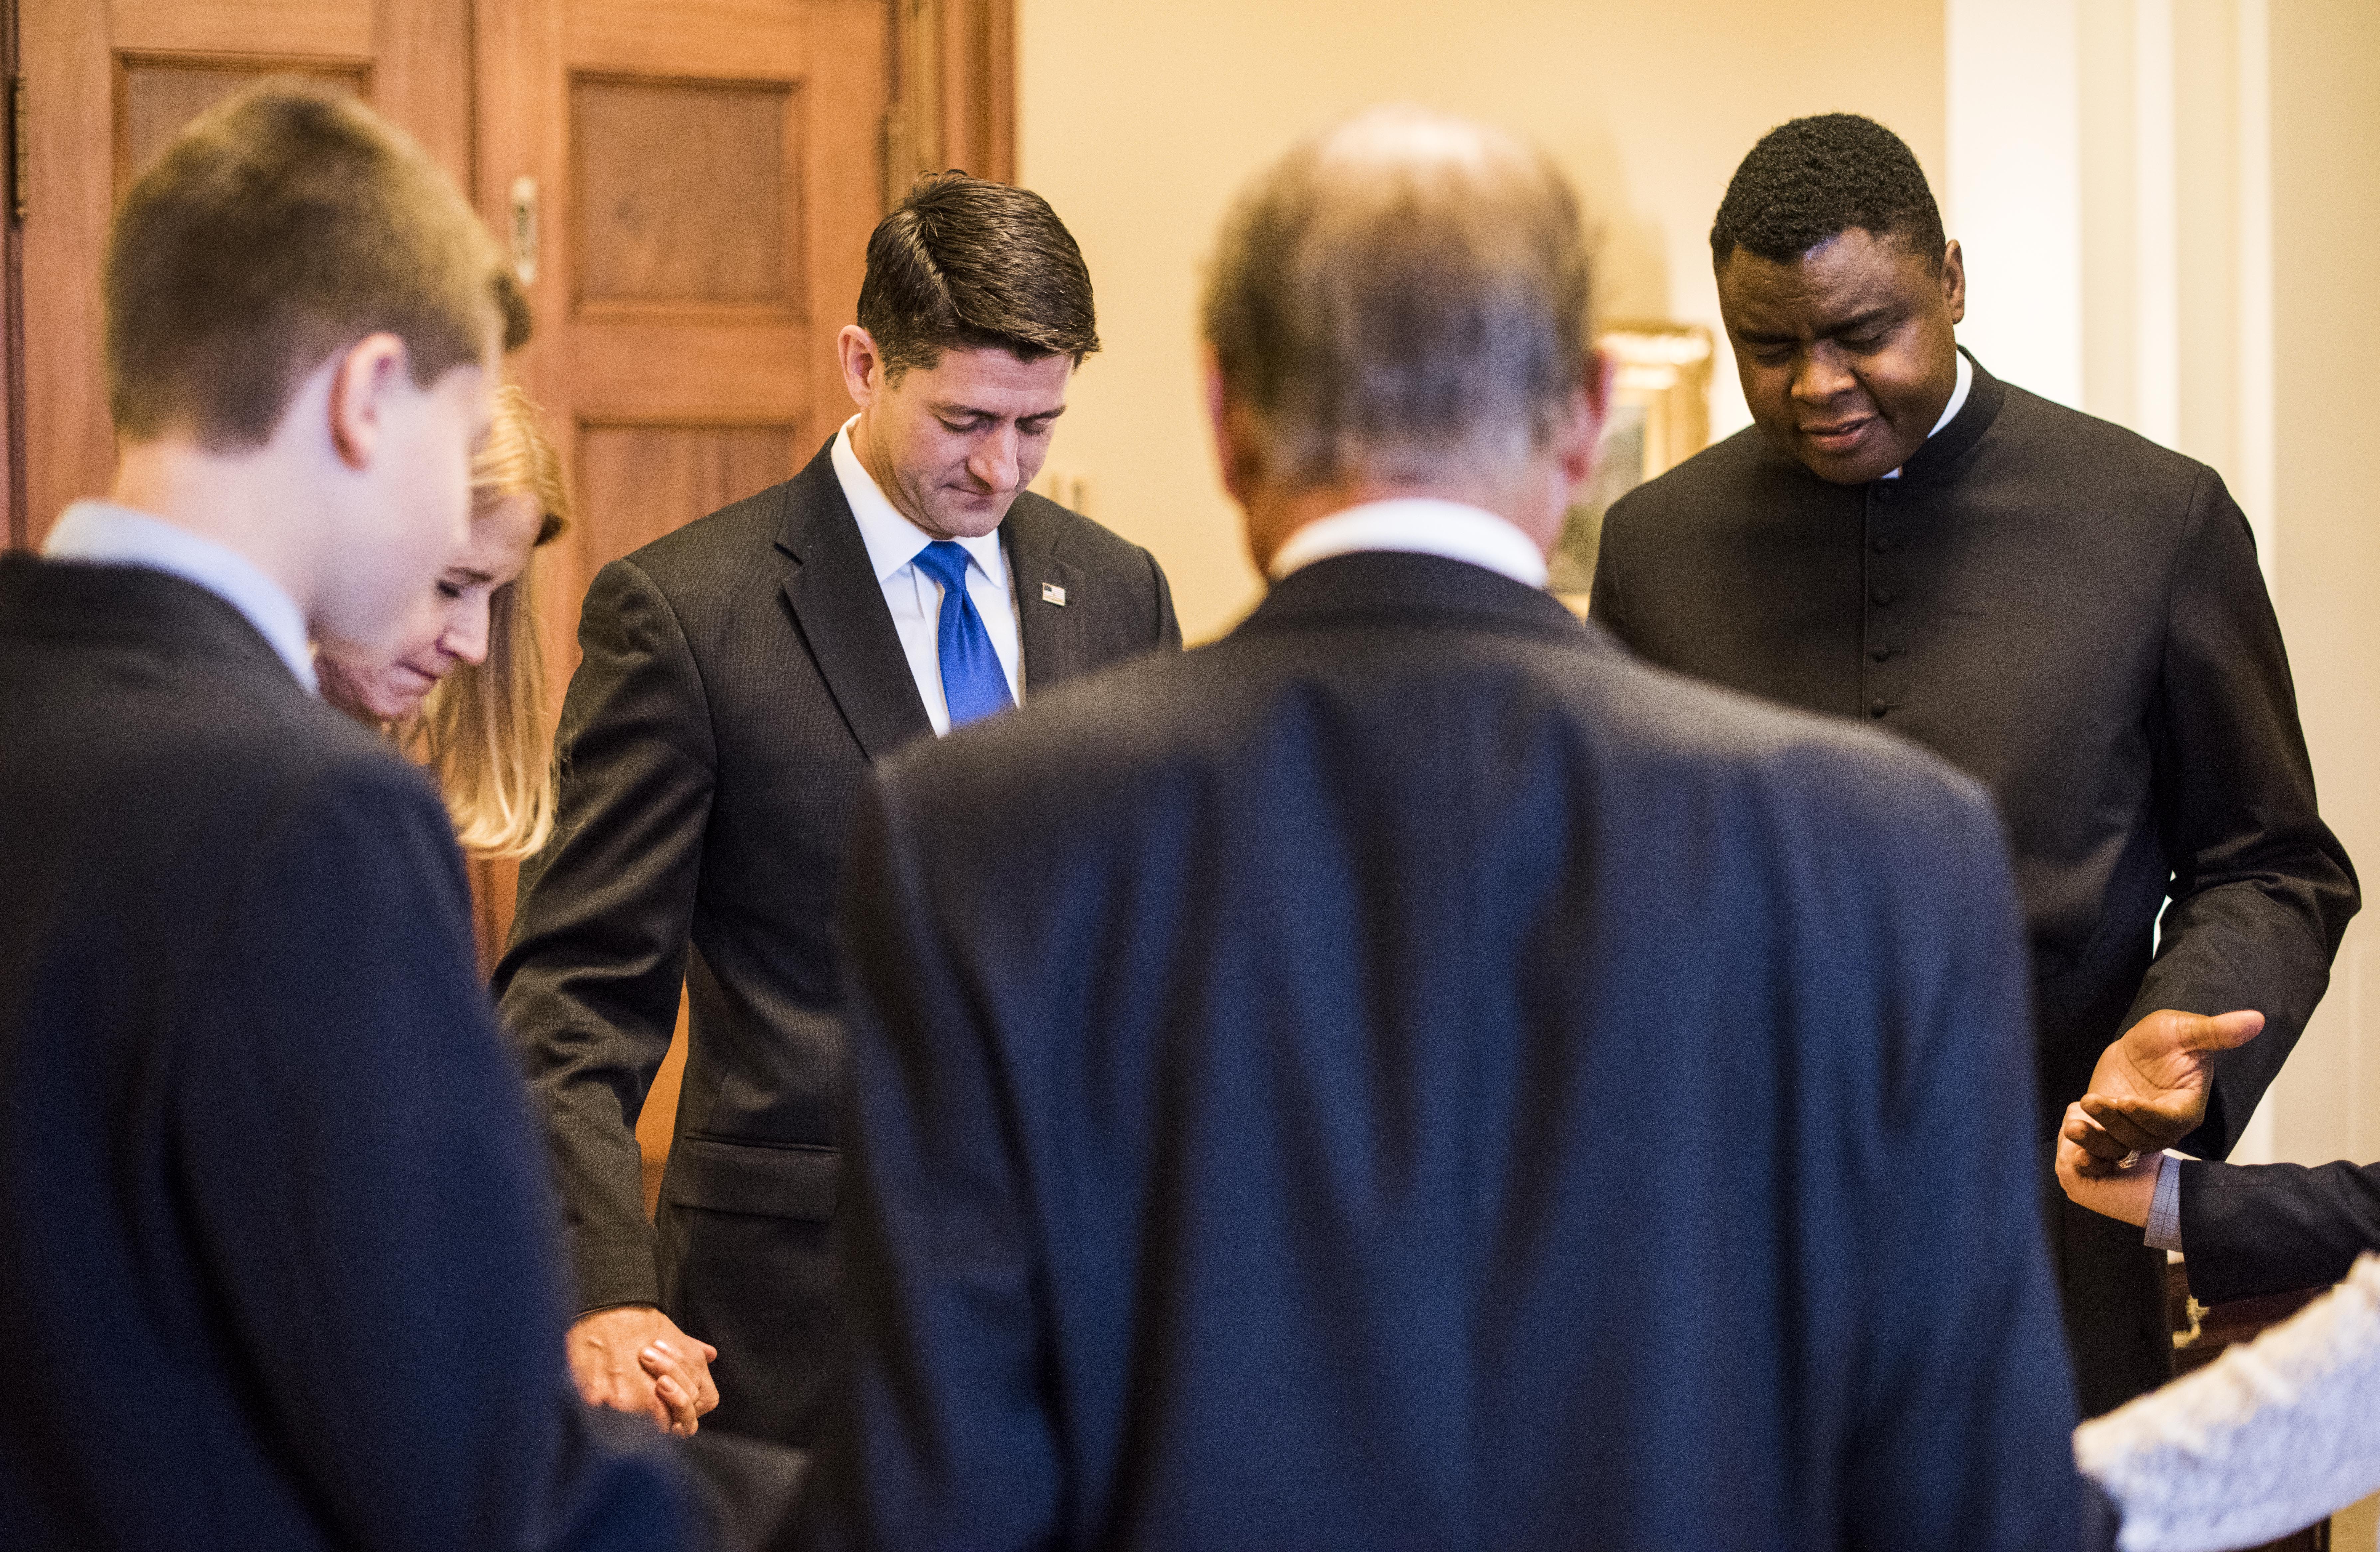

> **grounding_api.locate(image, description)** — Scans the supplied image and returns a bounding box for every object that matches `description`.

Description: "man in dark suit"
[1590,113,2358,1414]
[2058,1019,2380,1306]
[0,84,783,1550]
[791,108,2084,1551]
[496,173,1180,1446]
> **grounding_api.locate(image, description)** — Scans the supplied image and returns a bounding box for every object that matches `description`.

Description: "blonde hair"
[405,383,570,857]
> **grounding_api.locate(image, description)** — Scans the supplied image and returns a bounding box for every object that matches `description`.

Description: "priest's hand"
[567,1304,721,1436]
[2065,1008,2265,1177]
[2055,1109,2162,1226]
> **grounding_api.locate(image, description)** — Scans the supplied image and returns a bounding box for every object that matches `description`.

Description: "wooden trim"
[887,0,1014,190]
[3,0,22,550]
[576,406,801,429]
[574,299,806,330]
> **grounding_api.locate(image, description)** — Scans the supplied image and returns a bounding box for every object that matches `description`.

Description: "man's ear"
[1554,349,1614,491]
[838,325,883,410]
[1940,238,1967,326]
[1204,349,1263,507]
[326,332,413,471]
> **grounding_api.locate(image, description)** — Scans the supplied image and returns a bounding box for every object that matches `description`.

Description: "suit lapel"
[775,446,935,762]
[1004,498,1089,693]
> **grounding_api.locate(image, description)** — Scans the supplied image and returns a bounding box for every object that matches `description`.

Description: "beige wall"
[1017,0,1945,641]
[2264,0,2380,1172]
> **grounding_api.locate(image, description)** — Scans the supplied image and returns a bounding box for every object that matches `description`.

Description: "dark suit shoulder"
[1004,489,1160,574]
[884,601,1997,875]
[616,479,796,604]
[1991,381,2209,480]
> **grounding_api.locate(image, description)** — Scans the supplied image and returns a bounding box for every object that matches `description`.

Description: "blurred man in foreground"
[793,108,2084,1551]
[0,84,788,1549]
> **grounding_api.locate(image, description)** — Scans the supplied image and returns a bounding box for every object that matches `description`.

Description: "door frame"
[3,0,22,551]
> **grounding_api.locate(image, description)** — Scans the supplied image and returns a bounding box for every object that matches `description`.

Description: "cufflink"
[1041,583,1067,606]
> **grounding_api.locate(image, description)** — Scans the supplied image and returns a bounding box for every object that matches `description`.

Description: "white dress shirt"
[1267,497,1552,589]
[41,499,318,693]
[831,417,1023,736]
[1881,348,1975,480]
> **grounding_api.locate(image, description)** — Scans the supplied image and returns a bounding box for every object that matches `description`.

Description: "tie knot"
[912,539,974,592]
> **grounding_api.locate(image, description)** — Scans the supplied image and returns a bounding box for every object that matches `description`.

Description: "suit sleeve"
[173,759,713,1552]
[1845,782,2084,1552]
[494,556,719,1312]
[788,773,1061,1552]
[2179,1159,2380,1303]
[2133,469,2359,1158]
[1586,500,1630,639]
[1148,545,1184,651]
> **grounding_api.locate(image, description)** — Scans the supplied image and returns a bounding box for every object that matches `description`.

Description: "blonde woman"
[320,381,566,859]
[319,383,723,1435]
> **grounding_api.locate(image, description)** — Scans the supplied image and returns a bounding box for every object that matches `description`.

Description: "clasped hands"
[566,1304,721,1436]
[2054,1006,2265,1227]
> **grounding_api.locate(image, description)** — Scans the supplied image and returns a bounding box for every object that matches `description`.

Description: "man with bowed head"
[1593,113,2356,1415]
[793,108,2084,1550]
[498,170,1179,1446]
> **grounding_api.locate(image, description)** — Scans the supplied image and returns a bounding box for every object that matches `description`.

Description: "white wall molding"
[1946,0,2085,407]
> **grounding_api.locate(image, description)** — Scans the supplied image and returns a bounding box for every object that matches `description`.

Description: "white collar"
[832,416,1007,583]
[41,500,319,693]
[1267,497,1551,589]
[1882,349,1974,480]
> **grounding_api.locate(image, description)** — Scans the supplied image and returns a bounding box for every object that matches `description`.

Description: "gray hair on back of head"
[1202,107,1593,490]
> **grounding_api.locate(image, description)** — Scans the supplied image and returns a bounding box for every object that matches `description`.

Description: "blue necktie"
[910,540,1013,729]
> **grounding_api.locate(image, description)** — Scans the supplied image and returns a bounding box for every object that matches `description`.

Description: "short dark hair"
[856,171,1098,379]
[107,80,513,448]
[1709,114,1945,273]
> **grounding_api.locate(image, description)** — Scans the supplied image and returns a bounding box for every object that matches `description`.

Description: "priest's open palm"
[2068,1008,2265,1175]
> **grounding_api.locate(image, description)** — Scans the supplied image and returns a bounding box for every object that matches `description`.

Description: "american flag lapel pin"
[1041,583,1067,606]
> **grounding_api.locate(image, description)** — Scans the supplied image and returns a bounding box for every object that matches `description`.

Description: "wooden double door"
[8,0,1012,1179]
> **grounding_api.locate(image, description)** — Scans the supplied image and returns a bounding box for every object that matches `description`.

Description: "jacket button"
[1871,587,1894,606]
[1869,700,1889,718]
[1871,642,1892,661]
[1872,536,1894,553]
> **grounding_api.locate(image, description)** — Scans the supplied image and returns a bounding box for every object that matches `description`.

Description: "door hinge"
[10,75,26,224]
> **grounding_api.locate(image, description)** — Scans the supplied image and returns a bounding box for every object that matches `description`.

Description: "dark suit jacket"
[0,556,747,1551]
[495,440,1179,1444]
[1591,352,2358,1414]
[796,551,2083,1551]
[2180,1158,2380,1304]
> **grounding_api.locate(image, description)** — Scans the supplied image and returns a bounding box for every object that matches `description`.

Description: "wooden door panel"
[578,420,797,564]
[573,74,801,317]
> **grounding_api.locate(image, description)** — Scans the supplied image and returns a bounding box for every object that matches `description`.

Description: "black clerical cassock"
[1591,349,2359,1415]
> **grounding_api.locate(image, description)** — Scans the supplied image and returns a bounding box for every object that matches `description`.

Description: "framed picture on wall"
[1548,322,1716,602]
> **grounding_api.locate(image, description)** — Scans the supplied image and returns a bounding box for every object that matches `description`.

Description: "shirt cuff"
[2144,1152,2184,1253]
